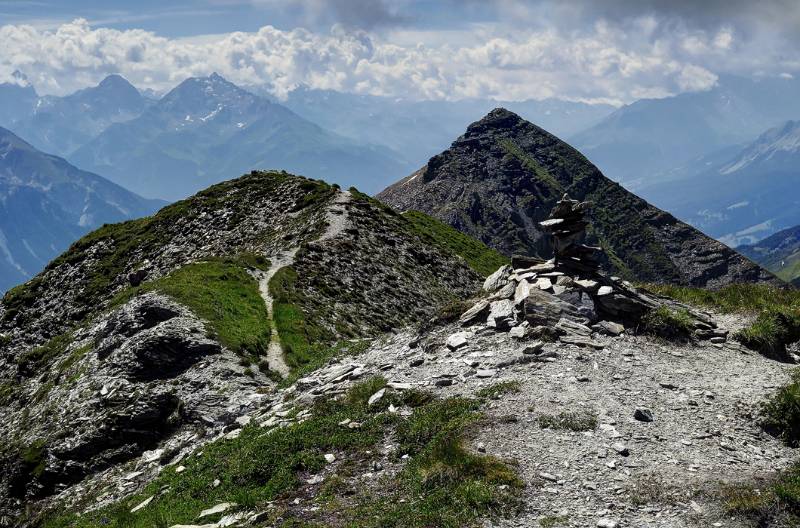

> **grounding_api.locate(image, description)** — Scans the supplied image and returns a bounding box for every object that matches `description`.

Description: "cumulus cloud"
[0,12,793,103]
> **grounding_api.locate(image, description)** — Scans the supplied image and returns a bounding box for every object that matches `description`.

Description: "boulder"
[594,321,625,336]
[459,300,490,326]
[446,332,470,350]
[487,299,516,330]
[108,318,221,380]
[491,281,516,300]
[483,265,512,292]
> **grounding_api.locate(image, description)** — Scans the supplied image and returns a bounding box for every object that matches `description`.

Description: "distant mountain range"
[1,70,798,250]
[571,75,800,190]
[68,74,411,199]
[739,224,800,286]
[378,108,778,288]
[0,127,163,293]
[277,87,615,168]
[639,120,800,246]
[14,74,148,158]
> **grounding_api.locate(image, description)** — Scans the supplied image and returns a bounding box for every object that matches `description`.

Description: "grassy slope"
[39,379,521,528]
[402,210,510,277]
[776,253,800,284]
[268,265,331,370]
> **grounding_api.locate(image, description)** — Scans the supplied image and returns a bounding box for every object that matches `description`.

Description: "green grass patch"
[734,308,800,361]
[402,210,509,277]
[761,368,800,446]
[476,381,522,400]
[269,266,332,370]
[16,332,74,377]
[115,260,270,360]
[538,410,597,432]
[639,306,695,342]
[720,463,800,525]
[499,139,564,194]
[644,284,800,314]
[236,252,271,272]
[347,397,522,528]
[38,381,520,528]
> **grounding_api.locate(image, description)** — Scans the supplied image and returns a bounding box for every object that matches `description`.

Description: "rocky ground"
[48,310,795,528]
[364,324,796,528]
[50,314,796,528]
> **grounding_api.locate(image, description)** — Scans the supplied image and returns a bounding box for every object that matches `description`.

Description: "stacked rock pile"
[540,195,601,273]
[457,195,727,346]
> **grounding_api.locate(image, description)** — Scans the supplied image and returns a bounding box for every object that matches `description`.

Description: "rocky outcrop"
[377,108,781,288]
[0,172,482,519]
[0,293,242,506]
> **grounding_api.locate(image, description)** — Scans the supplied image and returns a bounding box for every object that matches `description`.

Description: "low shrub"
[735,308,800,361]
[538,410,597,432]
[639,306,694,342]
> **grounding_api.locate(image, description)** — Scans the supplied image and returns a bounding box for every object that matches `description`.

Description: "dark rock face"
[377,108,780,288]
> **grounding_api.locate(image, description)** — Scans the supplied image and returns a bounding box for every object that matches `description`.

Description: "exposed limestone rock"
[459,300,490,326]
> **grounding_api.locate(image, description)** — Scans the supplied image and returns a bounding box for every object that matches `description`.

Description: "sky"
[0,0,798,104]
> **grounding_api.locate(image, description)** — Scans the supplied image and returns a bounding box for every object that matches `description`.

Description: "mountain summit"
[13,74,147,157]
[377,108,779,287]
[69,73,410,200]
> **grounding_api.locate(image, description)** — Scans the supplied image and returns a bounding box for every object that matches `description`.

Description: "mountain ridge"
[378,108,780,288]
[68,74,411,200]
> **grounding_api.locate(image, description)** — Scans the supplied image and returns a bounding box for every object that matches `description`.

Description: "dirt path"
[256,250,297,377]
[257,190,352,378]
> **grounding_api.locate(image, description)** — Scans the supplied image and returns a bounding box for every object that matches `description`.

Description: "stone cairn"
[540,195,601,273]
[457,194,726,345]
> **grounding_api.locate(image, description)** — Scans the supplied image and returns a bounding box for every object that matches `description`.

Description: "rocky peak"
[156,73,263,123]
[378,109,781,288]
[97,74,133,90]
[462,107,525,137]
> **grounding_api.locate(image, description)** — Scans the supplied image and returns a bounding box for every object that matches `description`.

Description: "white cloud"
[0,16,793,103]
